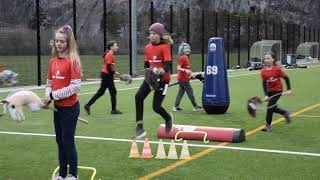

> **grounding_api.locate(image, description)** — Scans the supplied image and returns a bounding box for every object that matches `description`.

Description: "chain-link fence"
[0,0,319,86]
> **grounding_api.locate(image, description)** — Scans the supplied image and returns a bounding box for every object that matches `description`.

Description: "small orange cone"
[167,140,178,159]
[141,138,153,159]
[129,138,140,158]
[155,139,167,159]
[179,140,190,159]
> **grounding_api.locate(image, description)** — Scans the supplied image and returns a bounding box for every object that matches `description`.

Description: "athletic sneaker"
[283,110,291,123]
[261,124,272,132]
[135,127,147,140]
[51,175,64,180]
[165,113,173,133]
[111,109,122,114]
[64,174,78,180]
[172,106,183,112]
[84,104,90,115]
[193,105,203,111]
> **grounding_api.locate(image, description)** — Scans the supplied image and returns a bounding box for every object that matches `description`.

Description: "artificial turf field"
[0,65,319,180]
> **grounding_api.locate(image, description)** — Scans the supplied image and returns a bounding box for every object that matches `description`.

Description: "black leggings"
[87,72,117,110]
[135,80,171,124]
[266,91,286,125]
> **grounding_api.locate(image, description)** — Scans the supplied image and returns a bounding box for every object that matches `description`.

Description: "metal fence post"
[247,15,250,63]
[272,19,275,39]
[187,8,190,43]
[201,10,205,71]
[238,15,241,65]
[303,26,306,42]
[150,1,154,25]
[103,0,106,52]
[73,0,76,39]
[298,25,300,44]
[264,17,267,39]
[256,16,260,41]
[227,13,230,69]
[292,24,295,53]
[215,11,218,36]
[36,0,41,86]
[129,0,132,75]
[170,4,173,73]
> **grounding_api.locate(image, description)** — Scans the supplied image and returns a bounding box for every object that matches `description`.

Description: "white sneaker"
[52,175,64,180]
[64,174,78,180]
[193,105,203,111]
[172,106,183,112]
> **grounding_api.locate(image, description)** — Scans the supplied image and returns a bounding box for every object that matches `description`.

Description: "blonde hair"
[53,25,82,75]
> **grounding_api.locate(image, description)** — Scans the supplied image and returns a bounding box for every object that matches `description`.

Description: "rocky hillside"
[0,0,319,54]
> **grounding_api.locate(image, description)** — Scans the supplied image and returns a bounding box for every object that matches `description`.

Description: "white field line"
[76,72,261,96]
[0,71,260,96]
[0,64,319,95]
[0,131,319,157]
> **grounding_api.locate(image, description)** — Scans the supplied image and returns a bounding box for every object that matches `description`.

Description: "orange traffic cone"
[129,138,140,158]
[179,140,190,159]
[167,140,178,159]
[155,139,167,159]
[141,138,153,159]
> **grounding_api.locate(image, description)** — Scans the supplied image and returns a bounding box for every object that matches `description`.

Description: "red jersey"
[102,50,115,74]
[144,43,171,83]
[260,65,287,92]
[177,55,191,81]
[47,56,81,107]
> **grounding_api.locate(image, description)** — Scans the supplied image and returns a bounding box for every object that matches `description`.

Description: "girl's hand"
[184,69,191,75]
[283,90,292,96]
[262,96,269,101]
[43,99,51,109]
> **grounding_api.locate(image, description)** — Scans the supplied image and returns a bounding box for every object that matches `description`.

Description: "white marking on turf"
[0,131,319,157]
[1,64,320,94]
[76,73,261,96]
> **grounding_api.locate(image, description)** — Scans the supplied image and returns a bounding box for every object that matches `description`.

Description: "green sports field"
[0,65,319,180]
[0,52,248,86]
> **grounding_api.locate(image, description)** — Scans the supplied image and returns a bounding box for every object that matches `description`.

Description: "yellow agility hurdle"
[174,130,210,143]
[52,165,97,180]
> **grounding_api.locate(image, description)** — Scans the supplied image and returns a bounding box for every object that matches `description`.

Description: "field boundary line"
[0,130,319,158]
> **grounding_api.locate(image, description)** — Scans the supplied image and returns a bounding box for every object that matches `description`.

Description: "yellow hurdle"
[174,130,210,143]
[52,165,97,180]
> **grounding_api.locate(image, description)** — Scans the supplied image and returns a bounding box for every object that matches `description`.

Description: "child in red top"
[173,42,202,111]
[44,25,82,180]
[134,22,173,139]
[84,41,122,115]
[260,52,292,132]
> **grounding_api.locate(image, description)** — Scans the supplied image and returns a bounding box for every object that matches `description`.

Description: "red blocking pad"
[157,124,245,143]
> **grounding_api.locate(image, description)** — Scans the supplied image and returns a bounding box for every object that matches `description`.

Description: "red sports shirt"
[102,50,115,74]
[177,55,191,81]
[144,43,171,83]
[260,65,287,92]
[47,57,81,107]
